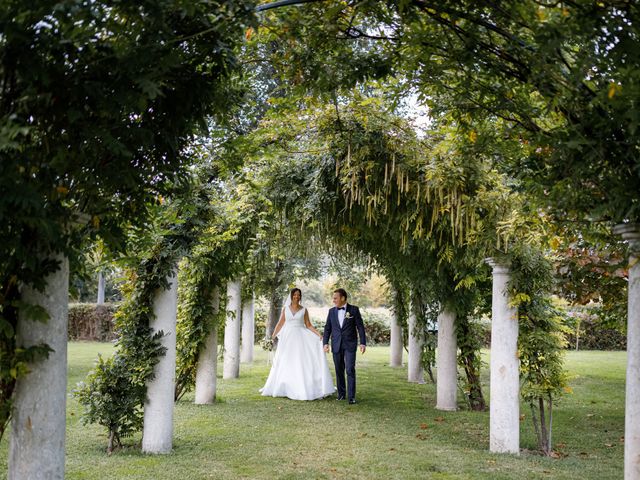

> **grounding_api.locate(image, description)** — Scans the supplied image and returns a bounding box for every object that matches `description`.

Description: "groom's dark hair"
[334,288,348,300]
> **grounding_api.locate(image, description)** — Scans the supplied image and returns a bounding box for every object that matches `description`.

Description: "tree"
[1,0,255,465]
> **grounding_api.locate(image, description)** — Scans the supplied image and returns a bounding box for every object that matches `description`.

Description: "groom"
[323,288,366,404]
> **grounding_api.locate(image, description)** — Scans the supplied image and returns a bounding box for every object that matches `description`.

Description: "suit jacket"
[323,304,366,352]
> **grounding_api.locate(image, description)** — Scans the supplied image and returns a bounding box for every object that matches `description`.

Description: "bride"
[260,288,336,400]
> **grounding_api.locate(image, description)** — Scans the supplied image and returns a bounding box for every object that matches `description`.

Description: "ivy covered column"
[389,309,403,367]
[486,258,519,454]
[240,292,255,364]
[223,279,242,379]
[9,255,68,480]
[195,288,220,404]
[436,308,457,411]
[407,297,425,383]
[142,271,178,454]
[614,223,640,480]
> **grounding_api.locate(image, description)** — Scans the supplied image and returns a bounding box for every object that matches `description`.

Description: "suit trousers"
[333,348,356,401]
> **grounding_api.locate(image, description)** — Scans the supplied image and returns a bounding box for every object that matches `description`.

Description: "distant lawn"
[0,344,625,479]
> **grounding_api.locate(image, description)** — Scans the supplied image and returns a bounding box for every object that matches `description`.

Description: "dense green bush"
[68,303,117,342]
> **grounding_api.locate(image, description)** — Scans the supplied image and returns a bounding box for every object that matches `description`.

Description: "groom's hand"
[323,344,329,353]
[360,345,366,354]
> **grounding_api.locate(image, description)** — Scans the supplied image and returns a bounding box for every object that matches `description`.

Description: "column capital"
[485,257,511,274]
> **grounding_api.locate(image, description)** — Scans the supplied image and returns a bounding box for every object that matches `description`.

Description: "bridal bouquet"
[260,337,275,351]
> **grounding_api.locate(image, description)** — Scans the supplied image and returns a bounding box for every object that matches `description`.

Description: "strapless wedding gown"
[260,306,336,400]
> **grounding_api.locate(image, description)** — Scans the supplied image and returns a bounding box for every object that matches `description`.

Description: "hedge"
[68,303,117,341]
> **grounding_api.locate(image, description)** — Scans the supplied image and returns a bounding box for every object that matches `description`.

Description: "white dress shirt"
[338,303,347,328]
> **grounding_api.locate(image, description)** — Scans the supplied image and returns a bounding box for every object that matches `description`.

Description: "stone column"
[407,302,425,384]
[223,279,242,379]
[436,307,457,411]
[614,223,640,480]
[389,310,403,367]
[240,293,255,364]
[97,270,105,305]
[486,258,519,454]
[142,270,178,454]
[195,288,220,404]
[9,255,69,480]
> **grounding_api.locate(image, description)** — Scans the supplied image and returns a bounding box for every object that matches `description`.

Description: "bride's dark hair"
[290,288,302,300]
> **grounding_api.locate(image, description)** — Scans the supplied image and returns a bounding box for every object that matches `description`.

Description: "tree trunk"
[142,270,178,454]
[194,288,220,404]
[240,293,255,363]
[457,318,486,411]
[539,397,549,455]
[223,279,242,379]
[9,255,68,480]
[530,402,542,454]
[547,395,553,455]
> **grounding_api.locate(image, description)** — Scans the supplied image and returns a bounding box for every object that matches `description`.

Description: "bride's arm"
[303,309,322,338]
[272,309,286,337]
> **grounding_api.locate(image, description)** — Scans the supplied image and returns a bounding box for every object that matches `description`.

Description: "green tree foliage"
[74,192,210,452]
[260,0,640,223]
[509,245,570,455]
[246,96,516,409]
[0,0,255,440]
[174,177,267,400]
[242,85,570,443]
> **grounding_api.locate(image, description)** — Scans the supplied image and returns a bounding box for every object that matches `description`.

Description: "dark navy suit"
[323,304,366,401]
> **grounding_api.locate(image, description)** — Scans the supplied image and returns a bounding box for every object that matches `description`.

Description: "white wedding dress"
[260,306,336,400]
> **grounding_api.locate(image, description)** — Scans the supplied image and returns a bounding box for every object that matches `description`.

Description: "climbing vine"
[508,245,570,455]
[74,236,182,453]
[74,187,216,451]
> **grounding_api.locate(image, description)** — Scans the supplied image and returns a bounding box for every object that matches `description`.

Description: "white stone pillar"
[614,223,640,480]
[195,288,220,404]
[142,271,178,454]
[407,304,425,383]
[486,258,519,454]
[97,270,105,305]
[223,279,242,379]
[436,308,457,411]
[240,293,255,364]
[9,255,68,480]
[389,310,403,367]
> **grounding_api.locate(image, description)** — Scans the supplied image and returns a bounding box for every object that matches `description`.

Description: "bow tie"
[337,307,345,311]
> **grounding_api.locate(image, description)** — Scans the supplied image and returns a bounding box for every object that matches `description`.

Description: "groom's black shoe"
[336,395,345,401]
[348,399,356,405]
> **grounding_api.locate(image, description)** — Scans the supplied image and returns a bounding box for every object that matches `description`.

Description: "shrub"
[68,303,117,341]
[361,310,391,345]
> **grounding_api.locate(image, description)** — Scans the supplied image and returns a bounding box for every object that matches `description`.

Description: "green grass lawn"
[0,344,625,479]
